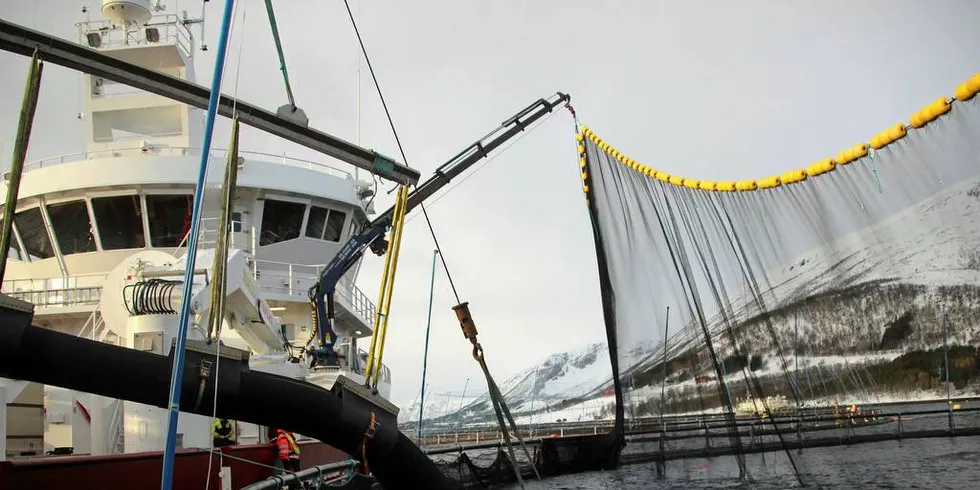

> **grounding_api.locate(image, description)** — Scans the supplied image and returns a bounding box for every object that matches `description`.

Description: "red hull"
[0,441,348,490]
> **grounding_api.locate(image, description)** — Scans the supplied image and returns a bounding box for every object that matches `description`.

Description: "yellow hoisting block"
[363,184,410,390]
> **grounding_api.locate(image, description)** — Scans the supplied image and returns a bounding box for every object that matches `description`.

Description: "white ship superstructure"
[1,0,390,459]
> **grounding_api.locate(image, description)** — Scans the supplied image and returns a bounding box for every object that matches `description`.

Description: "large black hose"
[0,301,459,490]
[123,279,182,315]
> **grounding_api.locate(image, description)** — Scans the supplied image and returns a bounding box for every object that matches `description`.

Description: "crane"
[307,92,571,368]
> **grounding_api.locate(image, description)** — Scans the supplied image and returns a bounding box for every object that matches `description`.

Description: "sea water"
[500,436,980,489]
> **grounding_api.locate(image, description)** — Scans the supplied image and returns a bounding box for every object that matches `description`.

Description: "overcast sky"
[1,1,978,406]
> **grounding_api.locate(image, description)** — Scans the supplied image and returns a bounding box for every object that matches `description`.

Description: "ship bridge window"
[47,200,97,255]
[146,194,191,247]
[0,219,23,261]
[305,205,347,242]
[92,195,145,250]
[348,219,360,239]
[92,106,183,142]
[14,208,54,260]
[260,199,305,246]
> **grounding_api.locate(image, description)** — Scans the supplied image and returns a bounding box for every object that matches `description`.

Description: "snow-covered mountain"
[397,390,482,426]
[614,176,980,411]
[400,342,614,427]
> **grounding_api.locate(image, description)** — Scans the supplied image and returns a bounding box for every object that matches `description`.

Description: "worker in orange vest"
[277,428,301,473]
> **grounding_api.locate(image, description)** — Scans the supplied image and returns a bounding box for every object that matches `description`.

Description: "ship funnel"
[101,0,154,26]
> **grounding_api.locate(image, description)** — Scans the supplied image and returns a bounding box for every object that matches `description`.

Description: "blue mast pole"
[416,249,439,443]
[160,1,237,488]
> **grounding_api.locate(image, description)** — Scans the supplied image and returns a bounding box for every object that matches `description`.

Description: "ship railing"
[240,459,357,490]
[77,307,122,346]
[251,259,377,327]
[17,146,355,181]
[0,273,107,308]
[323,342,392,383]
[196,216,254,255]
[318,362,390,385]
[106,399,125,454]
[76,13,193,59]
[361,346,392,384]
[77,308,105,341]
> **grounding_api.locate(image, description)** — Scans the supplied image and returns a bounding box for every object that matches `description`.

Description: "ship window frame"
[347,216,360,239]
[144,191,194,248]
[91,105,184,143]
[304,204,349,243]
[13,205,56,261]
[90,193,147,251]
[259,195,308,247]
[231,211,243,233]
[304,205,328,240]
[0,209,26,262]
[44,198,99,256]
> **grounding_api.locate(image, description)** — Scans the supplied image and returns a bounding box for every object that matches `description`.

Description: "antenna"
[200,0,209,51]
[354,0,361,182]
[101,1,153,26]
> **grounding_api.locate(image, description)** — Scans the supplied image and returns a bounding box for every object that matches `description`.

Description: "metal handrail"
[3,287,102,307]
[1,273,107,292]
[239,459,357,490]
[1,273,105,309]
[13,145,356,181]
[106,399,125,454]
[251,259,377,325]
[196,216,250,252]
[77,308,102,340]
[76,14,193,59]
[1,272,108,289]
[0,259,375,321]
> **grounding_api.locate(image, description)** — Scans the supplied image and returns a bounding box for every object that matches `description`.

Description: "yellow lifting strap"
[363,185,410,389]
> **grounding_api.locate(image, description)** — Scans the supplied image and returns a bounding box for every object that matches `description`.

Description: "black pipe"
[0,301,459,490]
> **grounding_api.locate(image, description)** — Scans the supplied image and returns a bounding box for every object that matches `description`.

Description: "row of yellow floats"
[576,72,980,195]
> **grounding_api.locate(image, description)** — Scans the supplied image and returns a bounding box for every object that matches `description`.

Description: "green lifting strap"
[0,50,42,283]
[264,0,296,107]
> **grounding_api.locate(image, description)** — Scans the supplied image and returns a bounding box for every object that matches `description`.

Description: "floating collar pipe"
[161,1,237,488]
[0,297,461,490]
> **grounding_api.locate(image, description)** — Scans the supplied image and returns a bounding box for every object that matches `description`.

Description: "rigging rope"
[453,303,541,487]
[262,0,296,108]
[342,3,541,485]
[416,249,440,443]
[340,0,462,302]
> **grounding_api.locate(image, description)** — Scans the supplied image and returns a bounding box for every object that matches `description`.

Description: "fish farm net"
[575,75,980,479]
[398,77,980,490]
[427,432,621,488]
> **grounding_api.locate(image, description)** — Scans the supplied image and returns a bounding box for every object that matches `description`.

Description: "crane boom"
[308,92,570,366]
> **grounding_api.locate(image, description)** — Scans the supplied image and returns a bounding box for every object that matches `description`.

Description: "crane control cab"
[307,92,571,368]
